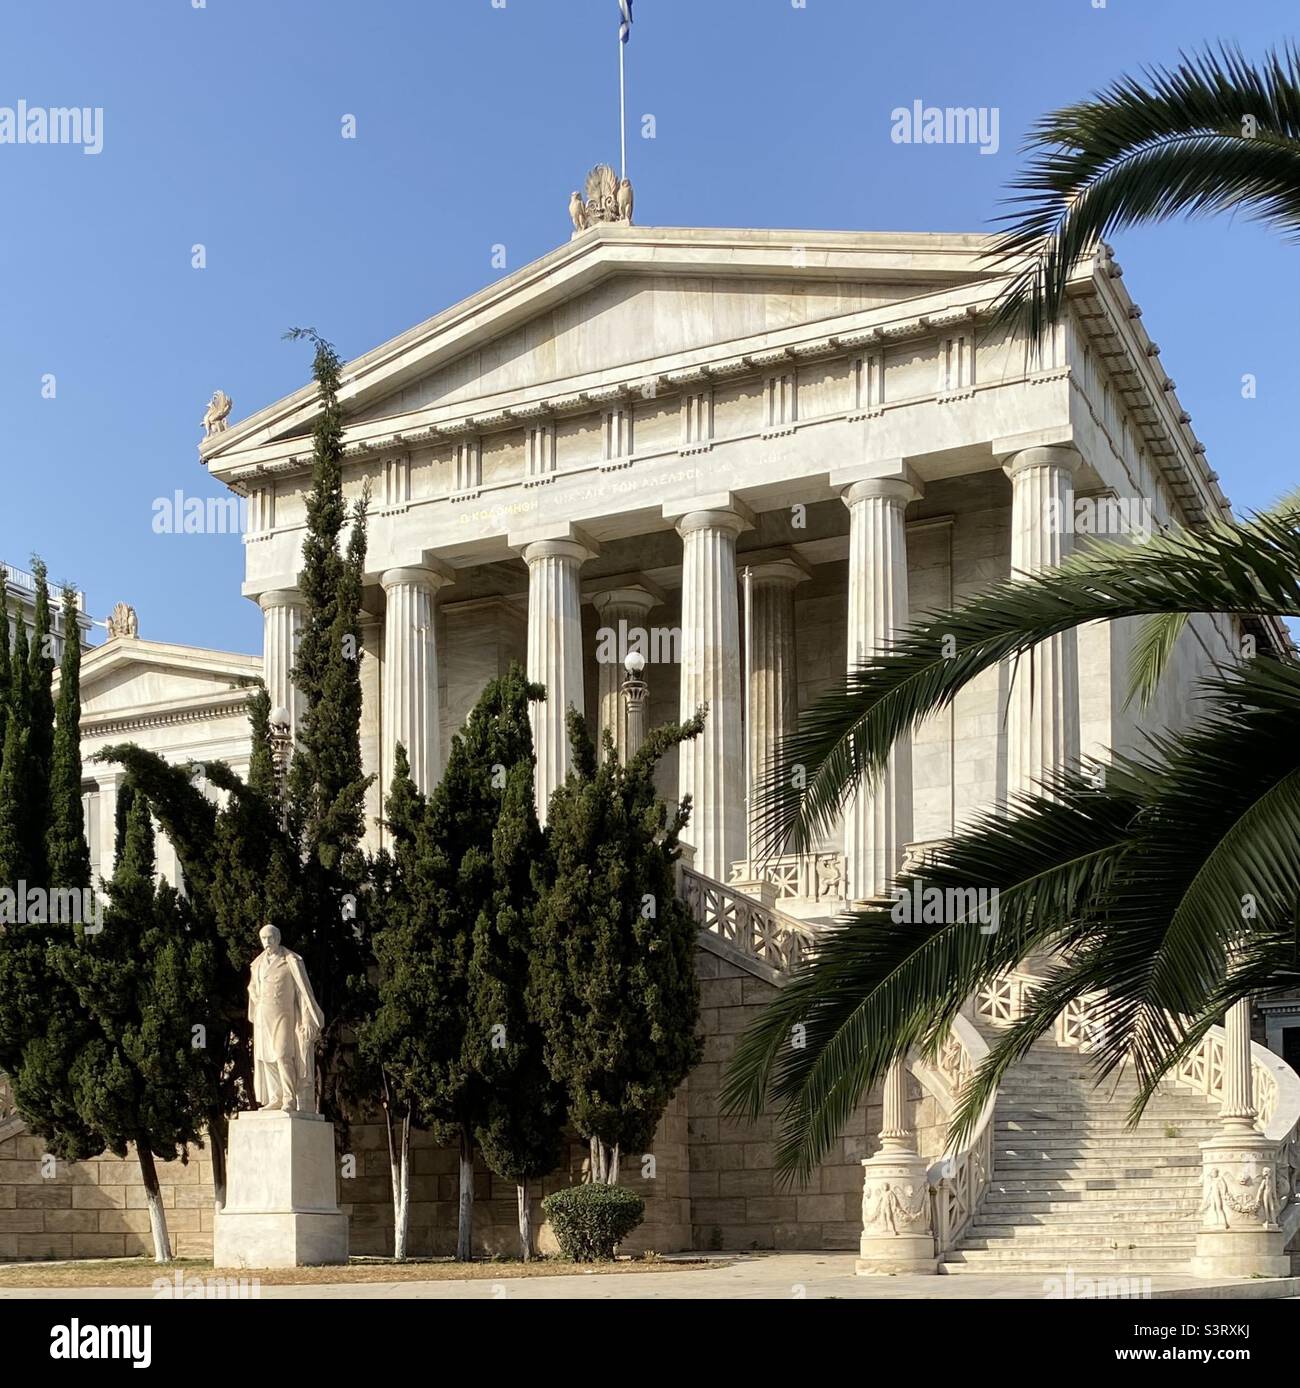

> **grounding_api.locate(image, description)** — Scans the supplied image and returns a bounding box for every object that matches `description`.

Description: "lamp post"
[269,704,293,820]
[620,650,648,759]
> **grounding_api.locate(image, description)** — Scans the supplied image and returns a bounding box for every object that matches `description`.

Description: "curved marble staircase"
[943,1035,1219,1275]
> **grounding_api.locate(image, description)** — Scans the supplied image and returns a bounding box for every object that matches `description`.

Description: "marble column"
[95,771,124,887]
[1003,446,1081,799]
[259,589,306,737]
[1192,993,1289,1277]
[677,510,746,881]
[857,1056,935,1275]
[382,566,451,797]
[592,586,659,763]
[843,478,919,903]
[524,538,595,823]
[744,558,808,863]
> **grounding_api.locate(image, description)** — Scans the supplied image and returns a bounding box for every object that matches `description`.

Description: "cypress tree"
[24,558,54,883]
[532,710,706,1186]
[58,792,216,1262]
[357,745,425,1260]
[282,327,372,1122]
[470,743,565,1261]
[367,669,546,1260]
[46,586,91,888]
[0,570,11,752]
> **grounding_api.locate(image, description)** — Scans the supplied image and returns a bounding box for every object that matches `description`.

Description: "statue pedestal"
[213,1110,348,1269]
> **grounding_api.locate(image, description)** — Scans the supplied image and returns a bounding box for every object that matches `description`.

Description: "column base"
[855,1150,937,1275]
[1190,1131,1289,1279]
[1191,1227,1290,1280]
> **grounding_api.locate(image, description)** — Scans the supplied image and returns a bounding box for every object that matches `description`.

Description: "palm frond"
[987,44,1300,339]
[1126,612,1190,708]
[759,505,1300,859]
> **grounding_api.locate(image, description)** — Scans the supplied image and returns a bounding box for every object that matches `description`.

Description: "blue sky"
[1,0,1295,654]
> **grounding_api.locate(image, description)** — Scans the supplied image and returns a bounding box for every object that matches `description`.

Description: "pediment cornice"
[201,226,1003,472]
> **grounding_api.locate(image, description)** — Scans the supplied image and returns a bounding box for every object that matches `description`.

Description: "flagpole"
[619,28,627,180]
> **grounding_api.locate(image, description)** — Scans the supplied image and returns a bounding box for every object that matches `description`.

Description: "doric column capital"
[520,537,599,568]
[842,476,922,511]
[1002,443,1083,482]
[676,508,751,540]
[591,585,661,619]
[258,587,305,613]
[743,554,812,589]
[381,563,454,593]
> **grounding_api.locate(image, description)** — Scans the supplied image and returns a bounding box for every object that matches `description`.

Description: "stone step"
[982,1193,1201,1212]
[982,1175,1200,1193]
[992,1160,1201,1177]
[946,1245,1192,1265]
[970,1220,1196,1238]
[942,1259,1187,1277]
[960,1232,1193,1254]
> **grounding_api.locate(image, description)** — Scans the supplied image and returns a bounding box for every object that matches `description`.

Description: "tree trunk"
[395,1115,411,1262]
[590,1136,619,1185]
[209,1112,228,1210]
[517,1177,532,1262]
[382,1078,412,1262]
[456,1126,474,1262]
[135,1142,173,1264]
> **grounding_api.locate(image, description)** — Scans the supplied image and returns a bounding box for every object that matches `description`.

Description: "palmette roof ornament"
[106,602,139,641]
[570,164,634,236]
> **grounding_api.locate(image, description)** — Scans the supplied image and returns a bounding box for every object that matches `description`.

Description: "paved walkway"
[3,1253,1298,1300]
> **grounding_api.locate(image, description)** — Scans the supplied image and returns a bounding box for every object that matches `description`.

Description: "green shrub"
[542,1183,646,1261]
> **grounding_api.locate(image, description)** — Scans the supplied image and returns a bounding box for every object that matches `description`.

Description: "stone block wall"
[686,950,946,1252]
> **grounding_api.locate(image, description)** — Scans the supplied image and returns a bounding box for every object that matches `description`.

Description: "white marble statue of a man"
[248,924,325,1115]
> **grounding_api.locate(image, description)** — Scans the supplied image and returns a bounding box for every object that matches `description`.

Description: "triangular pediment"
[202,226,1001,471]
[78,639,261,721]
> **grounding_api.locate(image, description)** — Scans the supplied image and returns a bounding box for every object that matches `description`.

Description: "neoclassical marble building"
[201,225,1247,908]
[4,222,1297,1271]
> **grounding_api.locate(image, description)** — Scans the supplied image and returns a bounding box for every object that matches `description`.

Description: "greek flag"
[619,0,633,44]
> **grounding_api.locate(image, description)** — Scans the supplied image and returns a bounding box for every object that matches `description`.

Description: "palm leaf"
[759,505,1300,859]
[987,44,1300,339]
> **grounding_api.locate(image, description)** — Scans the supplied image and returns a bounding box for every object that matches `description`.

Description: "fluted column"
[1220,997,1258,1131]
[1004,446,1081,798]
[678,510,746,881]
[843,478,919,903]
[259,589,306,738]
[592,586,659,763]
[524,538,595,822]
[744,559,807,863]
[382,566,450,796]
[878,1059,915,1154]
